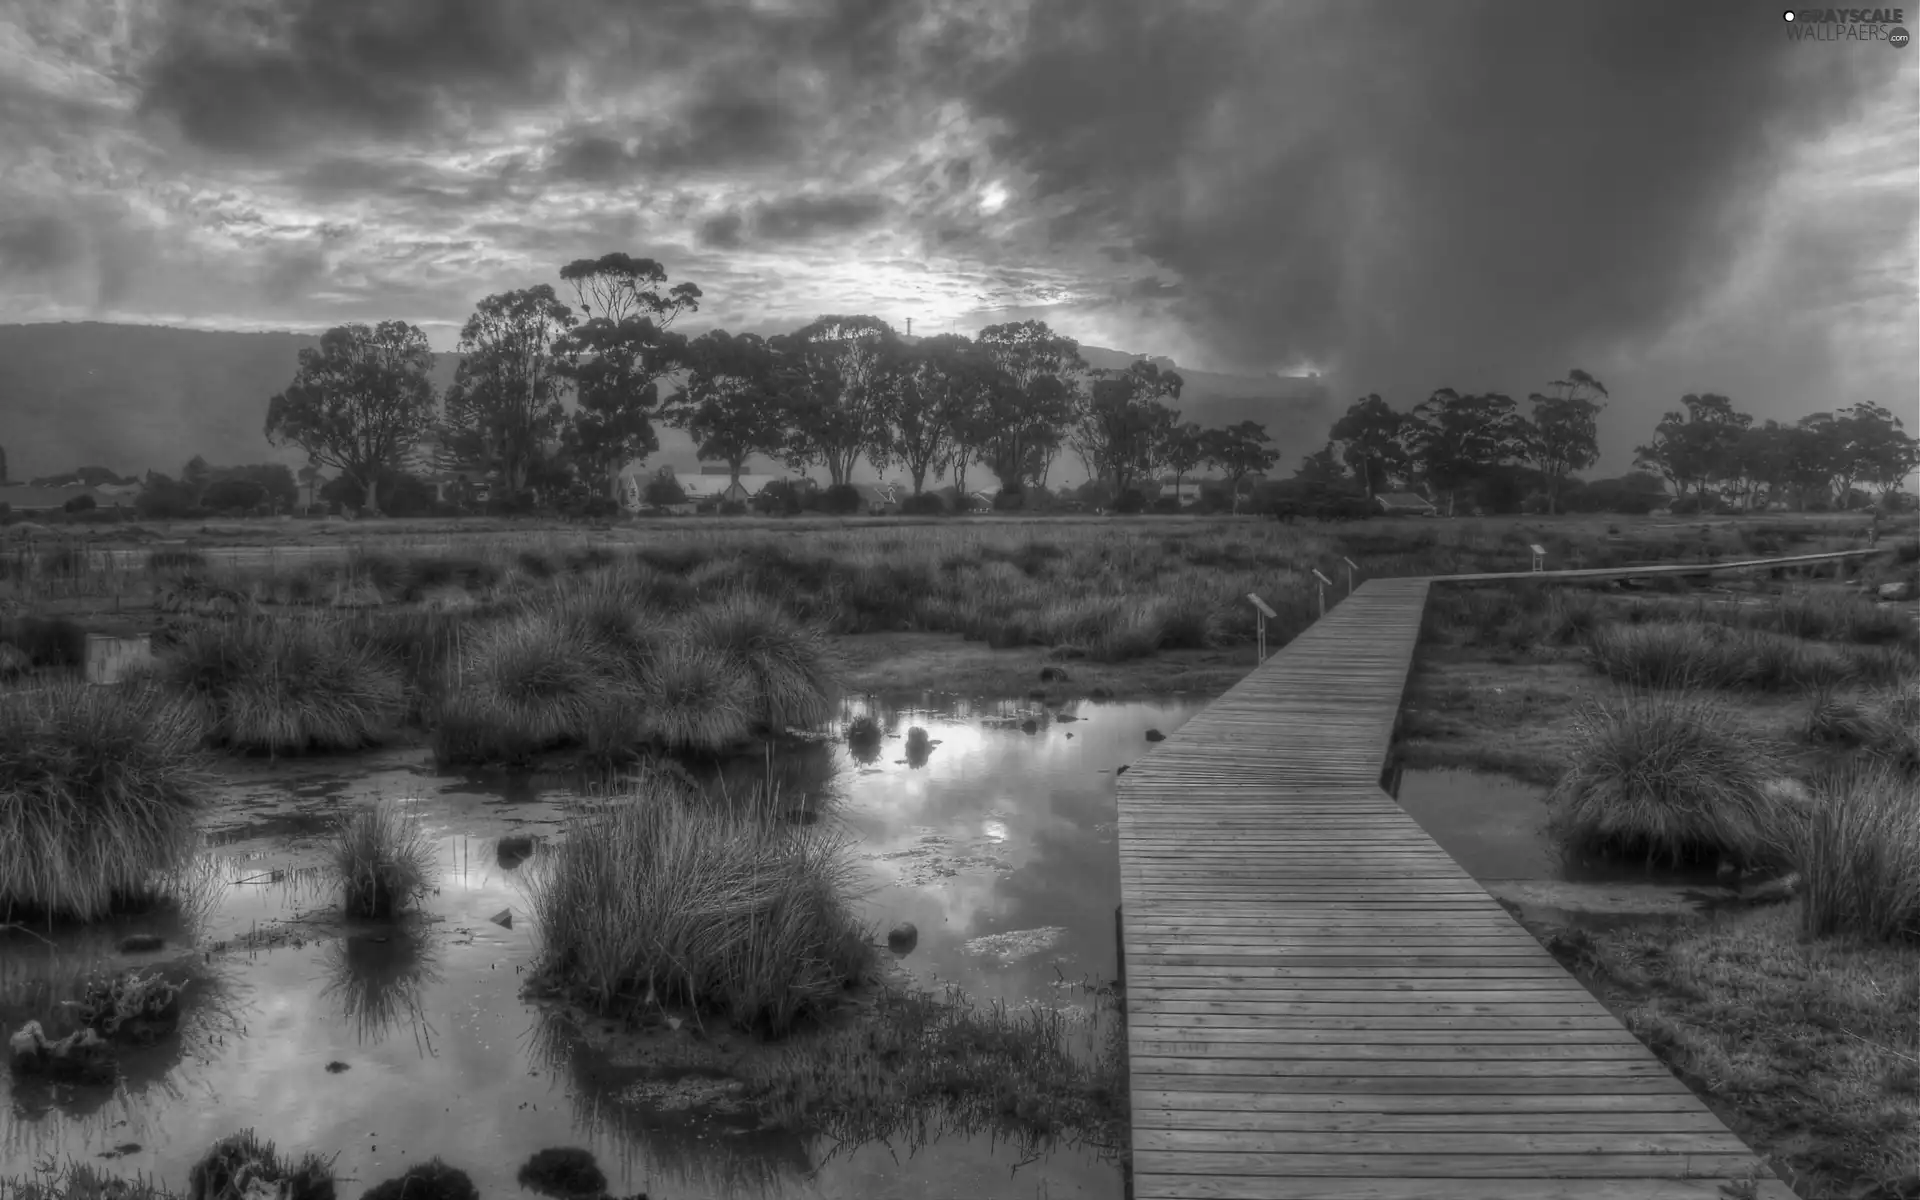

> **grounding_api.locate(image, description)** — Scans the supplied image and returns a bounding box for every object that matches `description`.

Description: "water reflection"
[320,925,442,1051]
[0,693,1201,1196]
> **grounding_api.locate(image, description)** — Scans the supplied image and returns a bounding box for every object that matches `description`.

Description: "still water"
[0,695,1206,1198]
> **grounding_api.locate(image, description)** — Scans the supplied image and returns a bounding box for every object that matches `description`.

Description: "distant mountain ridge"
[0,321,1336,487]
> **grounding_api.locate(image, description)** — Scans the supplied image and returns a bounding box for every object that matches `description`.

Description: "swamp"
[1,511,1916,1199]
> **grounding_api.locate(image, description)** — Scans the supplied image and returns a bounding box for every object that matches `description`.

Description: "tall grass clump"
[330,799,436,918]
[679,591,837,730]
[631,639,755,754]
[430,610,617,764]
[0,682,207,921]
[1798,760,1920,943]
[1547,689,1797,870]
[161,618,405,753]
[521,772,872,1035]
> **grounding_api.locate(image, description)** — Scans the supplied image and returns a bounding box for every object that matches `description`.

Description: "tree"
[1836,402,1920,505]
[643,465,687,507]
[201,477,268,513]
[1402,390,1530,516]
[770,315,899,486]
[891,334,992,495]
[264,321,438,514]
[555,254,700,499]
[1202,421,1281,513]
[1329,394,1408,501]
[667,330,787,489]
[973,320,1085,493]
[439,287,576,501]
[1633,393,1751,501]
[1524,369,1607,514]
[181,455,214,502]
[1072,359,1183,498]
[1160,421,1209,507]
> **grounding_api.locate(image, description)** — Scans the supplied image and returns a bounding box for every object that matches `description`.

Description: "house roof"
[1378,491,1435,509]
[849,482,900,504]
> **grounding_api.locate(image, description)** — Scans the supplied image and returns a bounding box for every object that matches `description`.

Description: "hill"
[0,321,1334,487]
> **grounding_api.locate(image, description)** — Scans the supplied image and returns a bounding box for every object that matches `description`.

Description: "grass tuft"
[329,799,436,918]
[521,770,873,1035]
[1547,688,1796,869]
[161,619,405,753]
[0,682,207,921]
[1799,759,1920,943]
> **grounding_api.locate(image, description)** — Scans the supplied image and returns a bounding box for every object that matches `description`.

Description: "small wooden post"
[1312,568,1333,618]
[1246,593,1276,661]
[1342,556,1358,596]
[1530,543,1547,573]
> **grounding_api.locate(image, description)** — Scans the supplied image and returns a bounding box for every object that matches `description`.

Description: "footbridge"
[1109,551,1898,1198]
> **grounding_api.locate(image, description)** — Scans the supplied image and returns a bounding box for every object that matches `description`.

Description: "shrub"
[521,772,873,1034]
[330,799,436,918]
[0,682,206,921]
[161,619,406,753]
[719,499,747,516]
[61,494,96,514]
[1151,495,1181,514]
[1114,489,1146,515]
[899,491,945,516]
[819,484,862,515]
[992,489,1025,512]
[1547,689,1795,870]
[1798,759,1920,943]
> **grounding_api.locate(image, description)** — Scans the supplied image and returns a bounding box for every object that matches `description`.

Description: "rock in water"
[490,909,513,929]
[1144,729,1165,742]
[886,922,919,954]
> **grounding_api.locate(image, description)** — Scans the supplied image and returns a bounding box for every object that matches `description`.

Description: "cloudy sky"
[1,0,1914,472]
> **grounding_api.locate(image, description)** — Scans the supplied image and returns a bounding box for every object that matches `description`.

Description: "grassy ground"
[1543,907,1920,1199]
[1397,568,1919,1200]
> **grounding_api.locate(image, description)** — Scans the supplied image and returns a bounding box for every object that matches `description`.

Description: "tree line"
[1292,371,1917,518]
[258,254,1284,516]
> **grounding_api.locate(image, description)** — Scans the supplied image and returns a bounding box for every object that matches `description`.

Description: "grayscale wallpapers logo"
[1783,8,1911,45]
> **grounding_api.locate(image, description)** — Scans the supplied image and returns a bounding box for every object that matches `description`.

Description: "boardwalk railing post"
[1311,568,1333,618]
[1246,593,1276,661]
[1342,555,1358,596]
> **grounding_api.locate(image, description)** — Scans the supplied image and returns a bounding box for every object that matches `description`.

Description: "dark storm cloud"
[544,94,796,182]
[137,0,949,158]
[699,212,746,249]
[754,194,889,240]
[0,214,86,276]
[964,0,1913,394]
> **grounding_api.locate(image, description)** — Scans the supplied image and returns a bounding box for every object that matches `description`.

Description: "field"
[2,505,1916,1196]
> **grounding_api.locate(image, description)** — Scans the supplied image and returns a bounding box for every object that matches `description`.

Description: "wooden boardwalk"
[1115,576,1793,1200]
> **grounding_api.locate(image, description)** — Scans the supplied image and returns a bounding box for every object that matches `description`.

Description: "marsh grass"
[631,640,754,754]
[1560,907,1919,1198]
[0,682,207,921]
[329,800,436,918]
[187,1130,336,1200]
[521,771,872,1035]
[681,591,836,730]
[1584,620,1864,692]
[1547,689,1797,869]
[161,618,405,753]
[1799,760,1920,943]
[748,981,1129,1158]
[431,610,618,764]
[0,1165,181,1200]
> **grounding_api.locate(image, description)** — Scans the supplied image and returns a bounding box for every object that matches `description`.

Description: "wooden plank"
[1116,574,1783,1193]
